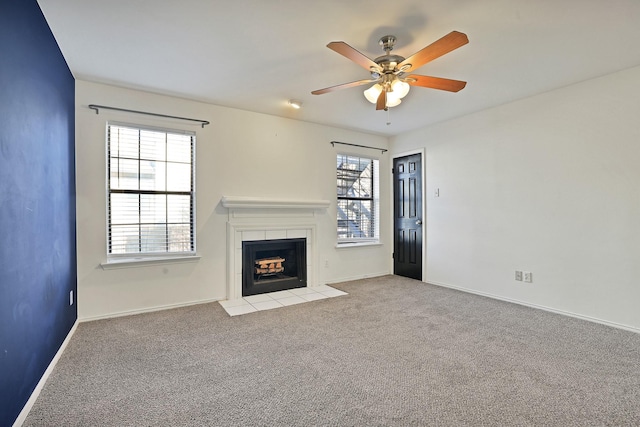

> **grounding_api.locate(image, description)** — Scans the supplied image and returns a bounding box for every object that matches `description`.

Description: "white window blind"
[107,123,195,258]
[337,154,379,243]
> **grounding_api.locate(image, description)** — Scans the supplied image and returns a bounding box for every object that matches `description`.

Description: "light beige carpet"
[24,275,640,426]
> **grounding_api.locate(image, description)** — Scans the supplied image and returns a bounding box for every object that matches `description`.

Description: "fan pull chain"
[386,107,391,126]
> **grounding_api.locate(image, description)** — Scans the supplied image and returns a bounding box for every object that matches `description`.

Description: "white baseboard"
[79,297,222,323]
[427,280,640,334]
[325,271,390,286]
[13,320,79,427]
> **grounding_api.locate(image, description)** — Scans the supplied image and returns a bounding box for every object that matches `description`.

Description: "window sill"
[100,255,201,270]
[335,241,382,249]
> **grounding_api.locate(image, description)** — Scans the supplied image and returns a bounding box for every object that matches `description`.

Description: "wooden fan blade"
[398,31,468,73]
[327,41,380,71]
[311,79,378,95]
[406,75,467,92]
[376,90,386,110]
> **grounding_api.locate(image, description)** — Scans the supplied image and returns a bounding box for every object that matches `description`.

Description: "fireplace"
[221,196,330,300]
[242,238,307,296]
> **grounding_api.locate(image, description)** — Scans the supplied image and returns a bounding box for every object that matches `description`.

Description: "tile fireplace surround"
[221,196,331,300]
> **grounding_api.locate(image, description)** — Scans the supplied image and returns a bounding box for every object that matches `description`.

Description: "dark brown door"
[393,154,423,280]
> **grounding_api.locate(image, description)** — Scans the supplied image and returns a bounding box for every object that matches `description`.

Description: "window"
[337,154,379,243]
[107,123,195,259]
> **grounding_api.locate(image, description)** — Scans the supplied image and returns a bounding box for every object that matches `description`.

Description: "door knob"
[416,219,422,225]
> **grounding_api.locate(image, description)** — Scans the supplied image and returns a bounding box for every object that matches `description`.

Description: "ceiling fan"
[311,31,469,110]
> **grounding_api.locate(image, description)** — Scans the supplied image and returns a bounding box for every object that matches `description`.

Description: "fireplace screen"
[242,238,307,296]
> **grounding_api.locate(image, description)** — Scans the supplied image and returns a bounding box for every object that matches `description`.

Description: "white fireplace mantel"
[221,196,330,210]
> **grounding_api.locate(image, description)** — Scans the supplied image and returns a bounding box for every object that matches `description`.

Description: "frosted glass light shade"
[386,97,402,107]
[364,84,383,103]
[386,90,400,104]
[391,80,410,99]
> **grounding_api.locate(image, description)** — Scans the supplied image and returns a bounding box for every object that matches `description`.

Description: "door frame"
[391,148,426,281]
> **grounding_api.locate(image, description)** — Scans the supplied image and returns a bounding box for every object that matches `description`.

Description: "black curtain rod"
[330,141,387,153]
[88,104,210,128]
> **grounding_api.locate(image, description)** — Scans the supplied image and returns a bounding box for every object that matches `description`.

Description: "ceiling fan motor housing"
[371,36,407,78]
[372,54,406,74]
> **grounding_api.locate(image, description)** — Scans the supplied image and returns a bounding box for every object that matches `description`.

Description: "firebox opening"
[242,238,307,297]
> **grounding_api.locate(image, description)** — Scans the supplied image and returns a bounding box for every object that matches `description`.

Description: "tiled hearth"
[219,284,347,316]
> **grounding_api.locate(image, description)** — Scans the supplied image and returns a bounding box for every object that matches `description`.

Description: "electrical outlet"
[324,260,329,268]
[523,272,533,283]
[69,290,74,306]
[515,270,523,281]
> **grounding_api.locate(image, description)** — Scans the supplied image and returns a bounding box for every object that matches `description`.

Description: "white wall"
[75,80,390,320]
[391,65,640,331]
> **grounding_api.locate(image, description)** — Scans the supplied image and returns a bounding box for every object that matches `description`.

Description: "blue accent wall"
[0,0,77,424]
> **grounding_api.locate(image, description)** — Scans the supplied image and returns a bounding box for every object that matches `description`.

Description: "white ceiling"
[38,0,640,136]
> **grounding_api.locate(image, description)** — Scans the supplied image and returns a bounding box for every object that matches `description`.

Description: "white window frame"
[105,121,197,264]
[336,153,380,245]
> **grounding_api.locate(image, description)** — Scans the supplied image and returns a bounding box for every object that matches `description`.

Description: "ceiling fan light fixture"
[288,99,303,109]
[365,78,409,108]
